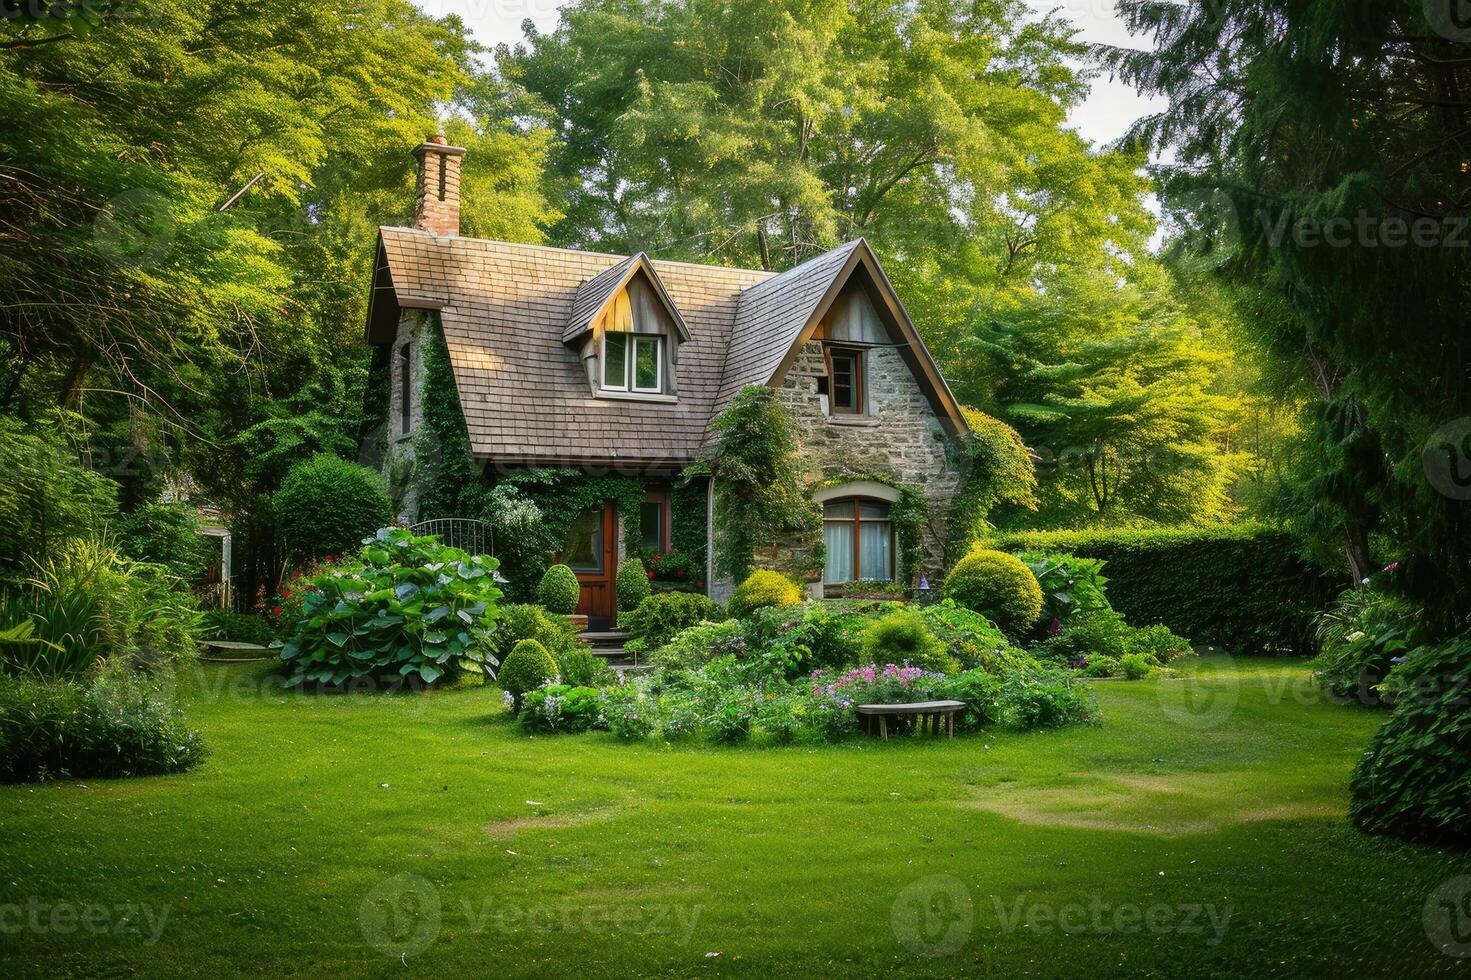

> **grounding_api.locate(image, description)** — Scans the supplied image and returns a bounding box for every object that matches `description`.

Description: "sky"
[424,0,1167,151]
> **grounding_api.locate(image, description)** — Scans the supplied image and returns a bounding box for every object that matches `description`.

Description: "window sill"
[595,390,678,404]
[826,415,879,427]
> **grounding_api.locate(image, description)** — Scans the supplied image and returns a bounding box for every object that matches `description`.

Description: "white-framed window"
[601,332,663,394]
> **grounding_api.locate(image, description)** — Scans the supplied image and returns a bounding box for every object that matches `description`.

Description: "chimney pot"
[412,139,466,237]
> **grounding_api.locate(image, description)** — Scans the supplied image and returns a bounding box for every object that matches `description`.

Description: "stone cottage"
[365,137,970,622]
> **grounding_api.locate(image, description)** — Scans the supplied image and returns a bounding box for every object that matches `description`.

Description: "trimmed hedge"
[275,454,392,563]
[987,525,1341,655]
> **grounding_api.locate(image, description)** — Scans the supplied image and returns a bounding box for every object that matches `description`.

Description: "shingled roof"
[366,228,964,467]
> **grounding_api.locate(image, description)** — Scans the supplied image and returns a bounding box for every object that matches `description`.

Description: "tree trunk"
[56,348,94,410]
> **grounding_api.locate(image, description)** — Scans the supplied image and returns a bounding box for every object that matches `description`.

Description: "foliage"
[642,550,704,592]
[622,592,722,657]
[0,663,205,784]
[0,537,199,677]
[487,603,580,665]
[945,409,1038,563]
[1119,654,1153,681]
[497,640,559,711]
[199,609,275,646]
[114,503,211,583]
[919,601,1029,674]
[859,610,957,674]
[274,454,392,564]
[810,664,946,707]
[413,316,475,522]
[616,557,651,611]
[734,604,868,680]
[651,620,745,673]
[1350,635,1471,844]
[553,645,615,689]
[727,569,804,620]
[1030,609,1133,665]
[519,684,603,734]
[669,480,710,580]
[943,549,1043,639]
[1016,550,1109,630]
[0,414,117,578]
[599,681,657,741]
[1312,589,1417,706]
[990,526,1339,655]
[690,387,817,581]
[1124,625,1192,665]
[536,564,580,615]
[998,666,1099,729]
[931,669,1007,731]
[276,528,502,687]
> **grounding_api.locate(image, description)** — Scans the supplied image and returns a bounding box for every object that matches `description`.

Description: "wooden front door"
[559,502,618,629]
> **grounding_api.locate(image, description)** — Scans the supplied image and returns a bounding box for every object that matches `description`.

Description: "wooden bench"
[197,639,272,663]
[857,700,966,740]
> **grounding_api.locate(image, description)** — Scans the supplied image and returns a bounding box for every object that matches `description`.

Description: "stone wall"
[710,341,962,601]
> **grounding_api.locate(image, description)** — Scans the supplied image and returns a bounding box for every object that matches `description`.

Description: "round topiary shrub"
[497,639,558,710]
[860,609,958,674]
[275,454,392,563]
[727,569,803,619]
[943,549,1044,639]
[537,563,580,614]
[616,557,651,611]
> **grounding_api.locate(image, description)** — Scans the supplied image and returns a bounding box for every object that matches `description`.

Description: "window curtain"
[859,522,892,581]
[824,521,854,584]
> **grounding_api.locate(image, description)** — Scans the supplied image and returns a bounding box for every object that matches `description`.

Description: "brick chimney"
[412,134,466,236]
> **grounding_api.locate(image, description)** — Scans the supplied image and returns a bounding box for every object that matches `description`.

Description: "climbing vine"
[670,478,709,572]
[944,407,1037,566]
[414,314,477,520]
[688,385,818,581]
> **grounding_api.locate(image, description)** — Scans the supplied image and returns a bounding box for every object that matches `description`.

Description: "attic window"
[592,276,673,397]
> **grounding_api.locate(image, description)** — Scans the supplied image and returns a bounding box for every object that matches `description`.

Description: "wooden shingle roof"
[367,229,963,466]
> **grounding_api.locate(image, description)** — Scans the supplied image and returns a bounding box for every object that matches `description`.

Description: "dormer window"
[566,253,690,401]
[601,333,664,393]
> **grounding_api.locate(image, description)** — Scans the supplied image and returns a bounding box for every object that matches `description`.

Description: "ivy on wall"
[944,407,1038,567]
[414,313,476,520]
[688,386,819,581]
[670,478,708,571]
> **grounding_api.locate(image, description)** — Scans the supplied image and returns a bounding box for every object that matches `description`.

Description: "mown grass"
[0,656,1463,978]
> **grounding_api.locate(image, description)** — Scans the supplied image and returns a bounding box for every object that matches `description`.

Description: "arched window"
[822,497,894,585]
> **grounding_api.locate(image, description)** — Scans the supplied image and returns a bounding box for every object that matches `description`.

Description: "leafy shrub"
[1312,589,1415,705]
[0,413,118,577]
[274,454,392,563]
[805,695,857,742]
[498,640,558,710]
[809,663,945,706]
[200,609,275,645]
[519,684,602,734]
[652,619,745,672]
[536,564,580,614]
[1081,656,1121,678]
[990,526,1340,655]
[727,569,803,619]
[735,604,866,679]
[114,503,210,582]
[1350,635,1471,843]
[1125,624,1193,664]
[998,666,1099,729]
[556,644,615,688]
[0,537,199,677]
[616,557,651,611]
[622,592,721,656]
[943,549,1043,638]
[932,669,1005,730]
[1120,653,1153,680]
[756,694,800,744]
[277,528,502,687]
[489,603,580,664]
[600,682,657,741]
[658,689,705,740]
[702,689,755,744]
[0,664,205,783]
[1017,550,1109,629]
[920,600,1029,673]
[859,610,957,674]
[1029,609,1133,665]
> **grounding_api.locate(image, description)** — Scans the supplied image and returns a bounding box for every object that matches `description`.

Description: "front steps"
[579,629,653,677]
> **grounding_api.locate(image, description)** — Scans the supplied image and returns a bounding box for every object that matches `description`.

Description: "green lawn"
[1,657,1465,978]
